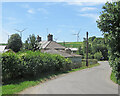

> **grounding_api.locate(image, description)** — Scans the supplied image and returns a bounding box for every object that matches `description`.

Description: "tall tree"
[24,34,39,51]
[8,34,22,52]
[96,1,120,82]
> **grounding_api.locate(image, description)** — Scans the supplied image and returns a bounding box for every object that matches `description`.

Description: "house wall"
[68,56,82,69]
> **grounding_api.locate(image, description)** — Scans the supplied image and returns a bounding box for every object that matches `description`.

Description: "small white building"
[0,45,6,53]
[65,48,78,53]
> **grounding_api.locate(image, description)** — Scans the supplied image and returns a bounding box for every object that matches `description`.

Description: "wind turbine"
[54,37,58,42]
[72,30,81,42]
[4,31,12,41]
[14,28,27,40]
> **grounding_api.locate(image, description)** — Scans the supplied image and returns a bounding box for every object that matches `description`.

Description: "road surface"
[19,61,118,94]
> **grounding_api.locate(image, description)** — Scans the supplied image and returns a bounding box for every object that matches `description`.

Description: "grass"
[110,71,120,85]
[58,42,83,48]
[2,62,99,95]
[0,43,7,46]
[0,87,2,96]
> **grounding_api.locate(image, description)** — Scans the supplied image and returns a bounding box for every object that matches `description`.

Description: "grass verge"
[110,71,120,85]
[2,62,100,95]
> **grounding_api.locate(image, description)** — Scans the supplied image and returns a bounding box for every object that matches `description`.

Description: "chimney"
[65,48,72,54]
[47,34,53,41]
[37,35,41,42]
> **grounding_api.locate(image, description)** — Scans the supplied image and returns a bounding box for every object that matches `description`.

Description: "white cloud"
[78,13,99,20]
[38,8,49,14]
[56,30,62,34]
[3,0,113,2]
[80,7,97,11]
[21,3,30,8]
[4,17,22,26]
[27,9,35,14]
[0,29,12,43]
[67,2,83,6]
[66,0,112,6]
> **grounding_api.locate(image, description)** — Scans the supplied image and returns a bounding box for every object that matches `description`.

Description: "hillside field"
[58,42,83,48]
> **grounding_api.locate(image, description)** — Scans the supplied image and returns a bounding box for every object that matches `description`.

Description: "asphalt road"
[19,61,118,94]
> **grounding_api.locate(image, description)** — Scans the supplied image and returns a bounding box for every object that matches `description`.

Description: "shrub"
[84,53,94,59]
[2,51,72,81]
[94,51,103,61]
[82,59,98,66]
[2,52,21,80]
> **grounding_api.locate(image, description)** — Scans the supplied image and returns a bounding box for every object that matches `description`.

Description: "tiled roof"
[41,49,81,58]
[38,41,51,49]
[38,40,81,58]
[38,41,66,50]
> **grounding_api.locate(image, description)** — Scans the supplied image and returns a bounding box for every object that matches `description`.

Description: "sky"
[1,0,112,43]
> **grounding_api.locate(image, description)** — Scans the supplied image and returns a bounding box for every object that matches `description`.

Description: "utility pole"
[86,32,88,67]
[47,28,48,35]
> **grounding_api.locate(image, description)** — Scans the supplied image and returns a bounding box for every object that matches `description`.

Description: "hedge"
[82,59,98,65]
[2,51,72,81]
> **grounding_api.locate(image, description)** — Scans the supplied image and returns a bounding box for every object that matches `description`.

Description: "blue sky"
[1,1,107,43]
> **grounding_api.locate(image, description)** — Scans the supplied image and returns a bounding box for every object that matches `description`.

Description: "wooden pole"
[86,32,88,67]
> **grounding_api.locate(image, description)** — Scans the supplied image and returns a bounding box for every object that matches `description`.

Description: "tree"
[8,34,22,52]
[88,36,96,43]
[96,1,120,82]
[78,45,83,55]
[24,34,39,51]
[94,51,103,61]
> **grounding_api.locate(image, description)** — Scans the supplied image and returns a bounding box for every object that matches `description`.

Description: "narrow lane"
[19,61,118,94]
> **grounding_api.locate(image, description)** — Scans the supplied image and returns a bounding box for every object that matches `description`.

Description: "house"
[37,34,82,68]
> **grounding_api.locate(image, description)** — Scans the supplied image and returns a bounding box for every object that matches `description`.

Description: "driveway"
[19,61,118,94]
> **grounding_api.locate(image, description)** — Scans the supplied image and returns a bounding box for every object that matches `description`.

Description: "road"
[19,61,118,94]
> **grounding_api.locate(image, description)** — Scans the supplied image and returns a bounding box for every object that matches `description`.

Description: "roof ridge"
[45,41,51,49]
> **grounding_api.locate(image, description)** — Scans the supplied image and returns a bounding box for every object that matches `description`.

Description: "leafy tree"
[94,51,103,61]
[96,1,120,82]
[24,34,39,51]
[78,45,83,55]
[84,53,94,59]
[8,34,22,52]
[88,36,96,43]
[92,44,108,60]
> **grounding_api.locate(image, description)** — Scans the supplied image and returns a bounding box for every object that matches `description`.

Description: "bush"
[82,59,98,66]
[2,51,72,81]
[109,57,120,83]
[94,52,103,61]
[84,53,94,59]
[8,34,22,52]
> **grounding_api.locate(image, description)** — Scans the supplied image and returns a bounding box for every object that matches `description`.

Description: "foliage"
[82,36,108,60]
[94,52,103,61]
[7,34,22,52]
[82,59,98,65]
[0,43,7,45]
[96,1,120,82]
[2,51,72,82]
[2,59,99,95]
[59,42,83,48]
[78,45,83,55]
[23,34,39,51]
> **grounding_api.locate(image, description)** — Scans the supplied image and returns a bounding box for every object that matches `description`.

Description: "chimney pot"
[37,35,41,42]
[48,34,53,41]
